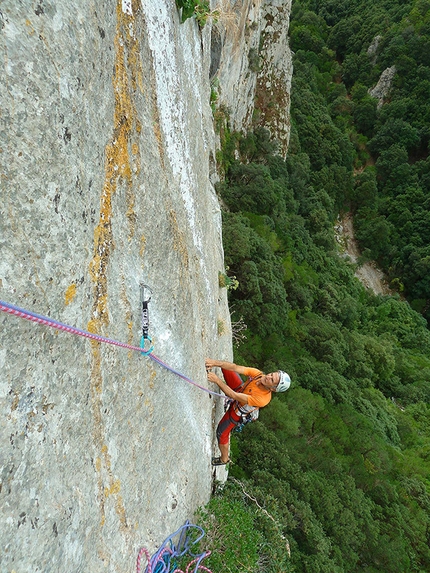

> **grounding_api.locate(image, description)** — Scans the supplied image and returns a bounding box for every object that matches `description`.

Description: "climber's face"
[260,371,281,391]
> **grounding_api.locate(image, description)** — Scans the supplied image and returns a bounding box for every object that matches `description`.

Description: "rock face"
[335,214,391,296]
[369,65,397,108]
[1,1,228,569]
[0,0,292,570]
[213,0,293,156]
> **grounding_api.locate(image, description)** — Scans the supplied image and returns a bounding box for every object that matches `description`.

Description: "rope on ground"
[0,299,228,400]
[136,521,212,573]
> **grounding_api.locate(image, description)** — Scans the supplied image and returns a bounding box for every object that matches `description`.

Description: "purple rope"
[136,547,212,573]
[0,299,228,400]
[135,521,213,573]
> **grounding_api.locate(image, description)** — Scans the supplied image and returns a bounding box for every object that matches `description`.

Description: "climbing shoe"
[212,456,231,466]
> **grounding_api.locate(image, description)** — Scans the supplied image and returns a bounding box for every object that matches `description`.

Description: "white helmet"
[276,371,291,392]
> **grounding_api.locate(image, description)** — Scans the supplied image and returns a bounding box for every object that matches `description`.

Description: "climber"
[205,358,291,466]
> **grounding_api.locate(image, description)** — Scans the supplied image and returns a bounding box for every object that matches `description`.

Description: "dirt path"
[335,213,391,296]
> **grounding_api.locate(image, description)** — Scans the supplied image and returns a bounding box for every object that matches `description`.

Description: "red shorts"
[216,369,243,445]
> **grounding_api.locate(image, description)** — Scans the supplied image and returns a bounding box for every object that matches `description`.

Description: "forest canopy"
[198,1,430,572]
[290,0,430,321]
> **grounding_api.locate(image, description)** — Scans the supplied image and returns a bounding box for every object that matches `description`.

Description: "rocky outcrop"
[335,214,391,295]
[369,65,397,108]
[213,0,293,156]
[367,34,382,63]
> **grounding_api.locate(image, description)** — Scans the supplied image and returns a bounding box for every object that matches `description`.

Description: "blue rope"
[136,521,211,573]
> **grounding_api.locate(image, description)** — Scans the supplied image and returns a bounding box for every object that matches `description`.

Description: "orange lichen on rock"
[64,283,77,306]
[88,3,142,335]
[88,1,142,539]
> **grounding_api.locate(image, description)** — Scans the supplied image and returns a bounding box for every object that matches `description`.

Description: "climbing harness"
[227,402,259,433]
[233,408,259,433]
[136,521,212,573]
[224,376,260,433]
[0,299,229,401]
[139,283,154,356]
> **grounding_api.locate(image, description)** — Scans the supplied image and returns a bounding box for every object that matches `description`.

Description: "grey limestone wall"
[1,1,231,571]
[214,0,293,156]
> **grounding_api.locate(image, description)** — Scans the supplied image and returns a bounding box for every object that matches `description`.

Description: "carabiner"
[140,334,154,356]
[139,283,152,304]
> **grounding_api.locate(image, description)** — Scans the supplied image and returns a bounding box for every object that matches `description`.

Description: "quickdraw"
[139,283,154,356]
[0,299,230,400]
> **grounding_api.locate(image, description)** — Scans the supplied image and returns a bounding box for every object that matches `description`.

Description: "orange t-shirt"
[241,367,272,408]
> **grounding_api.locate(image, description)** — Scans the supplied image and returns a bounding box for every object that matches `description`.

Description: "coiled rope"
[0,300,228,401]
[136,521,212,573]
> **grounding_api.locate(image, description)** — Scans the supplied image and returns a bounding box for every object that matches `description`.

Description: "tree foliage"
[198,1,430,571]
